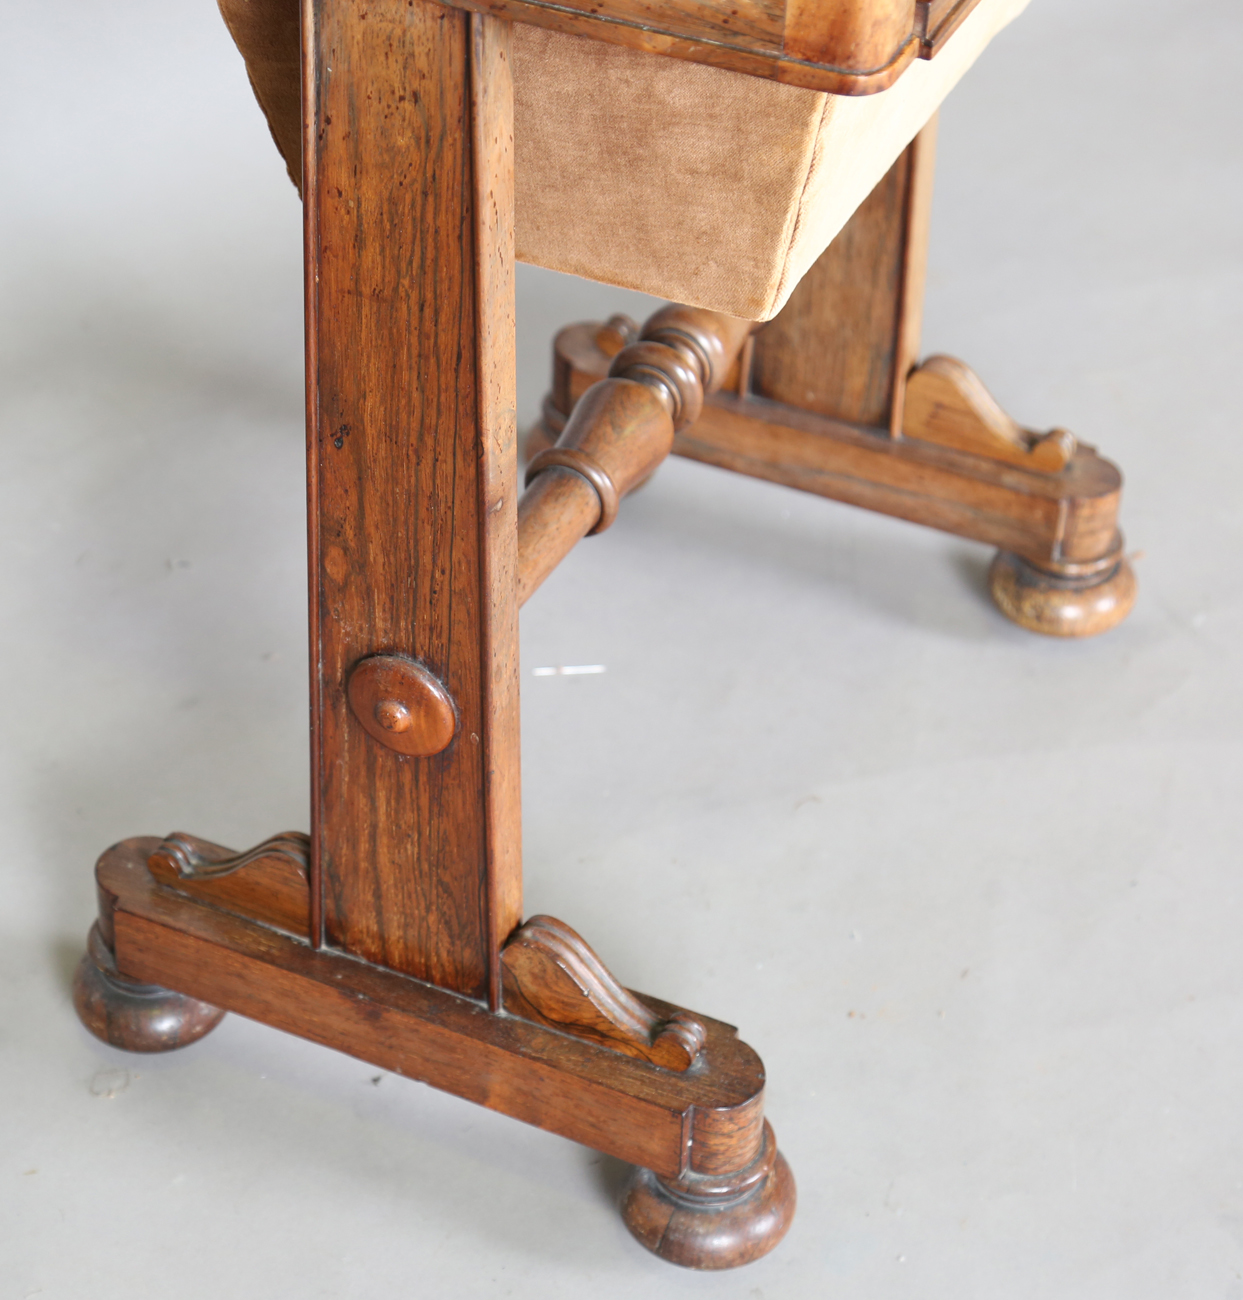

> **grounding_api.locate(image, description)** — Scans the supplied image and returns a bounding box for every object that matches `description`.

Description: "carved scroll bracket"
[147,831,311,940]
[501,915,706,1071]
[903,355,1077,472]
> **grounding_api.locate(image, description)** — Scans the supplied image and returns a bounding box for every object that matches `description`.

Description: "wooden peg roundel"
[347,655,458,757]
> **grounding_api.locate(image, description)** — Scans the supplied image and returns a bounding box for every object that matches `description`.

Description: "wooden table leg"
[71,0,794,1269]
[304,0,521,1000]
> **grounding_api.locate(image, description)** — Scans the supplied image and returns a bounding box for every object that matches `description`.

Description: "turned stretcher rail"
[517,305,753,605]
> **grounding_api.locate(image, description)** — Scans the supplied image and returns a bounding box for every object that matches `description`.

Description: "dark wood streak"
[301,0,322,948]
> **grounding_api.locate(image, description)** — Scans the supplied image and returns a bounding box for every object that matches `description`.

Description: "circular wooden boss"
[347,655,457,756]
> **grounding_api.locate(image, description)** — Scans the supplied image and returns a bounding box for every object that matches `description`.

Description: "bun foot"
[989,545,1136,637]
[619,1121,795,1269]
[73,922,225,1052]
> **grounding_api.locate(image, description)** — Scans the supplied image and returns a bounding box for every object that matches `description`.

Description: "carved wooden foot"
[620,1120,796,1269]
[989,544,1137,638]
[73,922,225,1052]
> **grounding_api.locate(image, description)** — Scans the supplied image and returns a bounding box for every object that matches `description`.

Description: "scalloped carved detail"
[147,831,311,940]
[500,915,706,1071]
[903,355,1076,472]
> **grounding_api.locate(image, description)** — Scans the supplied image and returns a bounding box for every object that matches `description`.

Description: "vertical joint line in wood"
[469,12,499,1011]
[1052,497,1069,563]
[469,12,518,1012]
[888,113,938,439]
[735,334,755,398]
[301,0,324,948]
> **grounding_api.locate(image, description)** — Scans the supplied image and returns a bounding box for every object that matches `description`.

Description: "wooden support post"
[304,0,520,1000]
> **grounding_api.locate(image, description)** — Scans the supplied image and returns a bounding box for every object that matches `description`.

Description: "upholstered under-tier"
[219,0,1027,319]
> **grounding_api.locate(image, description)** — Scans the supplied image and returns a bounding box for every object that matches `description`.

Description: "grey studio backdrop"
[1,0,1241,1296]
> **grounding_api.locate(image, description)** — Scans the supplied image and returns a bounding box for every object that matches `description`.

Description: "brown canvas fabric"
[217,0,1027,320]
[512,28,828,321]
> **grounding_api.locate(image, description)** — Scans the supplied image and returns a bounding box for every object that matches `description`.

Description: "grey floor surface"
[2,0,1241,1295]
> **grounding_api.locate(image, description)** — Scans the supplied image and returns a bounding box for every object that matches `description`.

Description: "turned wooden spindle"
[518,305,753,605]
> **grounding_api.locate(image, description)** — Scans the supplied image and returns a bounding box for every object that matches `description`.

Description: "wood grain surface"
[783,0,913,71]
[74,921,226,1053]
[304,0,520,999]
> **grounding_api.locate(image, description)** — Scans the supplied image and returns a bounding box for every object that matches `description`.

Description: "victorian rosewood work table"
[72,0,1135,1270]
